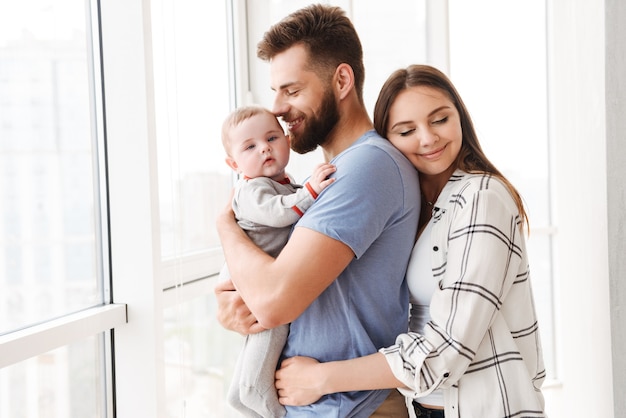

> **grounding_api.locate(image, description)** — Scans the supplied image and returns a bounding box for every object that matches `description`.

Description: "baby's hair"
[221,105,280,156]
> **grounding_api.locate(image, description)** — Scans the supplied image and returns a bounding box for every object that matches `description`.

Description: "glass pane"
[152,0,233,260]
[0,0,104,334]
[0,335,107,418]
[163,287,243,418]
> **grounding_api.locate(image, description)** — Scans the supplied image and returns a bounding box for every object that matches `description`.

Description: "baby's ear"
[225,157,239,172]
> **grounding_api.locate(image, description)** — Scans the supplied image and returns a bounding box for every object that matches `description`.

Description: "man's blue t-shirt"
[283,130,420,417]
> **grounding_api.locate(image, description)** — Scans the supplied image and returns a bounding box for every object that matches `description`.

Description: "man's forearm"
[217,210,268,269]
[217,211,276,318]
[217,208,354,328]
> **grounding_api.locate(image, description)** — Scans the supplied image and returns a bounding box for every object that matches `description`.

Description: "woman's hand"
[275,356,326,406]
[214,279,265,335]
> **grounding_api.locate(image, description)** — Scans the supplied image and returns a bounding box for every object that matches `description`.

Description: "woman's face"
[386,85,462,177]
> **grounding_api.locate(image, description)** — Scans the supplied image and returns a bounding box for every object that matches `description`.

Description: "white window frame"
[102,0,247,414]
[0,305,126,369]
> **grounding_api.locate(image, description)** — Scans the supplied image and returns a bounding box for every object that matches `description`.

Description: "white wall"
[548,0,613,416]
[605,0,626,416]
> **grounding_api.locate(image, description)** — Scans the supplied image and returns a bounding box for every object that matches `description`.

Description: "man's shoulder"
[336,130,414,171]
[352,130,397,153]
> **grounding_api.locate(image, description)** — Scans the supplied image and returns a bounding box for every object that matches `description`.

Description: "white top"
[406,219,444,407]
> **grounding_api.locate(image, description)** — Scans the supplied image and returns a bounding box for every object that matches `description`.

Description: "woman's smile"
[420,144,447,160]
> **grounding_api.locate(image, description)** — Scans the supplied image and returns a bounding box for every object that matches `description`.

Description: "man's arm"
[213,279,267,335]
[217,207,354,329]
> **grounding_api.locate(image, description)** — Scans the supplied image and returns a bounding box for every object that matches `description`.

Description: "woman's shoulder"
[447,170,510,197]
[438,170,517,217]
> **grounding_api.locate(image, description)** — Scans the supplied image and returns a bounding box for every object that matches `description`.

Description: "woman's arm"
[275,353,404,406]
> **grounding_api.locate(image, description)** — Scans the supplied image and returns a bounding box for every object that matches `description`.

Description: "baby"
[219,105,335,417]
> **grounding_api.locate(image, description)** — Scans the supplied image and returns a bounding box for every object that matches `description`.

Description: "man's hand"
[214,279,266,335]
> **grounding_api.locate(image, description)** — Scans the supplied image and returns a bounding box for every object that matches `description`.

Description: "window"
[1,336,107,417]
[0,0,123,415]
[152,0,233,266]
[0,0,104,335]
[151,0,237,414]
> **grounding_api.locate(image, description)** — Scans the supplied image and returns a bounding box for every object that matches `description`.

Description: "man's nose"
[272,93,288,116]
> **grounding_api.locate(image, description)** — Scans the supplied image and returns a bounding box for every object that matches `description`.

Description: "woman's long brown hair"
[373,65,528,230]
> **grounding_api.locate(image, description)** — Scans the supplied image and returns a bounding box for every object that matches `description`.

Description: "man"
[215,4,420,416]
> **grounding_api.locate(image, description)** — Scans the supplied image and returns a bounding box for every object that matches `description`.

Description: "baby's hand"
[307,163,336,195]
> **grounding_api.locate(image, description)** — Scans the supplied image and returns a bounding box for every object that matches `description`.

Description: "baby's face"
[227,112,291,181]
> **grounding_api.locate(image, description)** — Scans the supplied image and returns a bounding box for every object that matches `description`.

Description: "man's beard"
[289,89,340,154]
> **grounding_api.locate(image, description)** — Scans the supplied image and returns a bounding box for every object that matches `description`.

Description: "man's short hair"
[257,4,365,103]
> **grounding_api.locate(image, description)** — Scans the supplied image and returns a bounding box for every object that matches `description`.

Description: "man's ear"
[335,63,355,100]
[225,157,239,172]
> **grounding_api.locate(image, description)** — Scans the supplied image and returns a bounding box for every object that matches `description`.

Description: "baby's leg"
[239,325,289,418]
[227,345,263,417]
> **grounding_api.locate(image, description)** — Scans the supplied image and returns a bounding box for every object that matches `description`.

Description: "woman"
[275,65,547,418]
